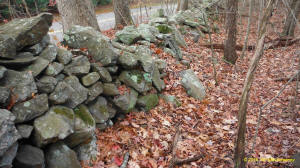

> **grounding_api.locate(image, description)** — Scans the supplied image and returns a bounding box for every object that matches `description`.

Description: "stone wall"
[0,7,208,167]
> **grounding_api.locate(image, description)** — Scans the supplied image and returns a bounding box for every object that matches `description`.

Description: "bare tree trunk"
[21,0,31,17]
[282,0,300,37]
[241,0,254,59]
[180,0,189,11]
[113,0,133,28]
[176,0,181,11]
[56,0,100,33]
[234,1,274,168]
[34,0,39,15]
[224,0,238,64]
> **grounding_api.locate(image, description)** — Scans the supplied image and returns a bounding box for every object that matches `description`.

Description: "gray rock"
[154,59,167,72]
[172,25,187,47]
[16,124,33,138]
[22,57,50,77]
[0,66,7,79]
[0,109,20,157]
[119,70,152,93]
[181,59,190,67]
[45,62,64,76]
[0,142,18,168]
[12,94,48,123]
[39,44,57,62]
[14,145,45,168]
[156,24,173,34]
[86,82,103,103]
[0,53,37,67]
[64,56,90,76]
[57,48,72,65]
[33,106,75,147]
[137,24,159,42]
[137,94,159,112]
[75,133,98,162]
[152,66,165,92]
[64,25,118,66]
[81,72,100,87]
[0,87,10,105]
[180,69,206,100]
[49,82,74,105]
[0,13,53,58]
[88,96,116,124]
[115,26,142,45]
[102,83,119,96]
[63,76,88,108]
[113,89,138,113]
[64,105,95,148]
[36,76,57,93]
[136,45,154,73]
[91,63,112,82]
[0,35,16,59]
[26,35,50,55]
[0,70,37,103]
[46,142,81,168]
[55,73,65,82]
[106,66,118,74]
[149,17,168,24]
[118,51,138,69]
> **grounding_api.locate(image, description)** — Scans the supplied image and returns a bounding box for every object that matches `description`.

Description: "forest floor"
[83,7,300,168]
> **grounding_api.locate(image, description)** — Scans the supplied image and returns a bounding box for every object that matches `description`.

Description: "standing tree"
[180,0,189,11]
[282,0,300,37]
[113,0,133,28]
[234,0,275,167]
[56,0,100,32]
[224,0,238,64]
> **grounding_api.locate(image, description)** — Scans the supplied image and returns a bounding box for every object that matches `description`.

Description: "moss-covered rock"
[113,89,138,113]
[119,70,152,93]
[137,94,159,111]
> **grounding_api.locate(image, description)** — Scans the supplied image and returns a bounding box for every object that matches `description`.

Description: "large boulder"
[49,82,74,105]
[45,142,81,168]
[180,69,206,100]
[63,76,89,108]
[14,145,45,168]
[63,56,90,76]
[25,34,50,55]
[12,94,49,123]
[0,70,37,103]
[0,52,37,68]
[117,51,138,69]
[33,106,75,147]
[39,44,57,62]
[136,45,154,73]
[113,89,138,113]
[115,26,142,45]
[119,70,152,93]
[0,109,20,157]
[137,94,159,112]
[137,24,159,42]
[0,142,18,168]
[64,105,95,148]
[64,25,118,66]
[36,76,58,94]
[88,96,116,124]
[0,13,53,59]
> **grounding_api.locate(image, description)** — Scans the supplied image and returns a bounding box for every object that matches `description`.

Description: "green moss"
[52,106,74,120]
[138,94,159,111]
[156,24,173,34]
[74,105,95,126]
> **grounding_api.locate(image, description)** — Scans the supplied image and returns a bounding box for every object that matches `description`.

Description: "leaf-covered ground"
[83,8,300,168]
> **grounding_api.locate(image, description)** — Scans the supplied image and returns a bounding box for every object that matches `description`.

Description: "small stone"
[180,69,206,100]
[12,94,49,123]
[75,133,98,162]
[26,35,50,55]
[137,94,159,112]
[118,51,138,69]
[45,142,81,168]
[57,48,72,65]
[16,124,33,138]
[39,44,57,62]
[102,83,119,96]
[88,96,116,124]
[45,62,64,76]
[106,66,118,74]
[115,26,142,45]
[81,72,100,87]
[0,86,10,105]
[113,89,138,113]
[119,70,152,93]
[36,76,58,93]
[0,142,18,168]
[152,66,165,92]
[63,76,88,108]
[49,81,74,104]
[22,57,50,77]
[64,55,90,76]
[55,73,65,82]
[86,82,103,103]
[91,63,112,82]
[14,145,45,168]
[0,65,7,79]
[154,59,167,72]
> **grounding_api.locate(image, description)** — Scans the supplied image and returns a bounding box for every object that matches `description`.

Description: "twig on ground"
[120,152,130,168]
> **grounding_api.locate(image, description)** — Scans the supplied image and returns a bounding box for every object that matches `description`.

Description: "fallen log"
[199,43,255,51]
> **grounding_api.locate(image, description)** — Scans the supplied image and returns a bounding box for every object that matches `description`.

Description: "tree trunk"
[241,0,254,59]
[180,0,189,11]
[176,0,181,11]
[21,0,31,17]
[56,0,100,33]
[113,0,133,28]
[282,0,300,37]
[224,0,238,64]
[234,1,274,168]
